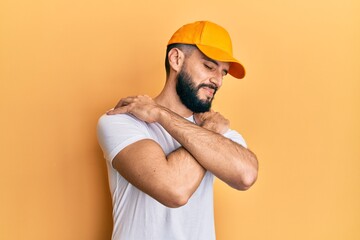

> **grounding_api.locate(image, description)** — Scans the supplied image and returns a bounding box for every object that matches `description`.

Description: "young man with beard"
[97,21,258,240]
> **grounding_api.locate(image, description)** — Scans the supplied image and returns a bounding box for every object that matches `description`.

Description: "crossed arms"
[107,95,258,208]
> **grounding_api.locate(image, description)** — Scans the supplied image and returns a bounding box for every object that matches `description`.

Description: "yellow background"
[1,0,359,239]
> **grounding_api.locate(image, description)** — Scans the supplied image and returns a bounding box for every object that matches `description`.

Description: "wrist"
[156,106,173,125]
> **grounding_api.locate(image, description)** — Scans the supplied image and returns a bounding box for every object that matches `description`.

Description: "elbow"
[238,169,258,191]
[164,195,189,208]
[160,187,191,208]
[232,161,259,191]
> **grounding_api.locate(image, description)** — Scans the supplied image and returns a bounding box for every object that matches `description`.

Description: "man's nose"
[210,73,223,88]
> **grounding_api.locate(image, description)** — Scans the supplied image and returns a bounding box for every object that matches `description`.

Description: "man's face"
[176,63,217,113]
[175,49,229,113]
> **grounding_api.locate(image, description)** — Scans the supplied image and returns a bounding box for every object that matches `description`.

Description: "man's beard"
[176,67,217,113]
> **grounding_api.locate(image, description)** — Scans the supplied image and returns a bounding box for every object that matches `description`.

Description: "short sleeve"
[97,114,151,164]
[223,129,248,148]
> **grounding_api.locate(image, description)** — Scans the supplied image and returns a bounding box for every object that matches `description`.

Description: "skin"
[107,47,258,208]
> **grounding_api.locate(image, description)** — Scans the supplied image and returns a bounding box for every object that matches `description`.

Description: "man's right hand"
[106,95,162,123]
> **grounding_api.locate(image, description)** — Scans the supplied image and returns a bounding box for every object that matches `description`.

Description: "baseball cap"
[168,21,245,79]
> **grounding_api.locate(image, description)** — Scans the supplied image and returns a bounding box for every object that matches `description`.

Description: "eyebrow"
[201,55,219,66]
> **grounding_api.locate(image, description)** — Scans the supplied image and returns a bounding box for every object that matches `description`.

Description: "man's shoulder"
[98,113,144,126]
[97,113,152,138]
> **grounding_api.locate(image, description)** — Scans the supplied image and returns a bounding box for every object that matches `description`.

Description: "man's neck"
[154,91,193,118]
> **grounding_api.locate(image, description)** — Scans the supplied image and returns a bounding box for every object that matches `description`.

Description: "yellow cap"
[168,21,245,79]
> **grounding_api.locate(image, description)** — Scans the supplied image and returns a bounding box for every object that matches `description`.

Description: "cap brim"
[196,44,245,79]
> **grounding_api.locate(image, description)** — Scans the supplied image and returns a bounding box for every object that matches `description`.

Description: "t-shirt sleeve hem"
[223,129,248,148]
[107,136,151,165]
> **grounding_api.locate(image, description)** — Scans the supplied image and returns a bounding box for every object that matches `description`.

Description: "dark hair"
[164,44,197,77]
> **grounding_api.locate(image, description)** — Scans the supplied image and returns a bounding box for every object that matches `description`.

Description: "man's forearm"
[166,146,206,198]
[157,107,258,190]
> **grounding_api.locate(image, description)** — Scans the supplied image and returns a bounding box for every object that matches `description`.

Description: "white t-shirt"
[97,113,247,240]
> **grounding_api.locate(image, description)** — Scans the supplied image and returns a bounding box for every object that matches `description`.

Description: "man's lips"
[199,84,217,97]
[202,86,215,96]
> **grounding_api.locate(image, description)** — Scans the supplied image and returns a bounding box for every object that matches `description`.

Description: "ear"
[168,48,185,73]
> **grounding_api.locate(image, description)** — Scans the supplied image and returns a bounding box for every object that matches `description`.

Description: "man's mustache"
[198,84,218,92]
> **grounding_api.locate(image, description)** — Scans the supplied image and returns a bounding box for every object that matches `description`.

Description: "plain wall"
[1,0,359,239]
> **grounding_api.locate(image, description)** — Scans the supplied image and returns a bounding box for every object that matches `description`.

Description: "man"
[97,20,258,240]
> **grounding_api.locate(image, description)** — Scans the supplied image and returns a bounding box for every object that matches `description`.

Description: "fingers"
[106,97,133,115]
[116,96,135,107]
[106,95,153,116]
[116,95,151,107]
[194,110,216,120]
[194,111,214,125]
[106,106,129,115]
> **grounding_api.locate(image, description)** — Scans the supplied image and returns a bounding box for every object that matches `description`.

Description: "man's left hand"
[194,110,230,134]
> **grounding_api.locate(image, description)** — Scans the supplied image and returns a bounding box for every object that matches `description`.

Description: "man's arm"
[157,108,258,190]
[108,95,258,191]
[112,139,206,208]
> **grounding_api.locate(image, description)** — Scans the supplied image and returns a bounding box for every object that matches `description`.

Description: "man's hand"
[194,110,230,134]
[106,95,161,123]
